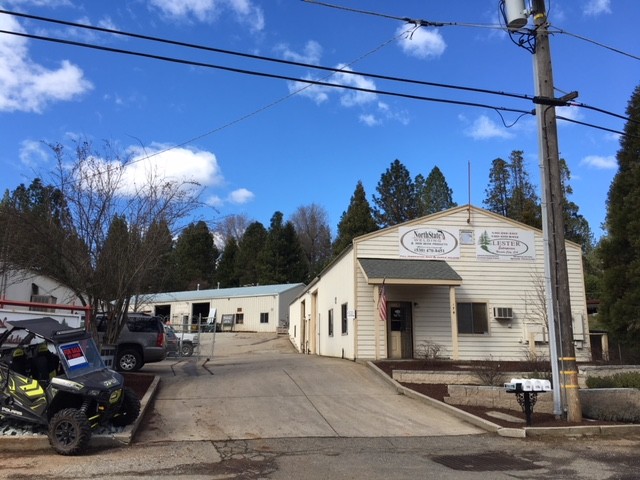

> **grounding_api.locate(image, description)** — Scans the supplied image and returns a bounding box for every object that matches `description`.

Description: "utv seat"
[9,348,29,376]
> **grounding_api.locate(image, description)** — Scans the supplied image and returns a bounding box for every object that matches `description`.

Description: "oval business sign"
[399,228,459,258]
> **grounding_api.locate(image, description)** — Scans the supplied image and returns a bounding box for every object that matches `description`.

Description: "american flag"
[378,284,387,321]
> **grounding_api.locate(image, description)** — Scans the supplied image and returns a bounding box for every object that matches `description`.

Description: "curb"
[366,362,640,438]
[0,375,161,452]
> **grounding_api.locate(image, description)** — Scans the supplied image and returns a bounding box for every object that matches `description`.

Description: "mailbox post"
[504,378,552,426]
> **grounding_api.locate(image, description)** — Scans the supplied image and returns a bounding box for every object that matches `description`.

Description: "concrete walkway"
[135,333,485,443]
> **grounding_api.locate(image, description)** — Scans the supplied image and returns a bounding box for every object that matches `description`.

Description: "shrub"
[520,348,552,380]
[583,397,640,423]
[586,372,640,389]
[415,341,445,366]
[471,357,507,386]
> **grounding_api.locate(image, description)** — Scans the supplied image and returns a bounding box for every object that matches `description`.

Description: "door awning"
[358,258,462,286]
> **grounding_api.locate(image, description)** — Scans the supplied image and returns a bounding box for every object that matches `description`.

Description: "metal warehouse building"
[134,283,305,333]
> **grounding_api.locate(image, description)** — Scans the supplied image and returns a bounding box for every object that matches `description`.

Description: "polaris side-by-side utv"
[0,317,141,455]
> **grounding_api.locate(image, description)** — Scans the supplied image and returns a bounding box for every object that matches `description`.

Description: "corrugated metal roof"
[358,258,462,285]
[141,283,305,303]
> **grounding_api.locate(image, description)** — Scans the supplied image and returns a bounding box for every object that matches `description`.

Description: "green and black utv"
[0,317,140,455]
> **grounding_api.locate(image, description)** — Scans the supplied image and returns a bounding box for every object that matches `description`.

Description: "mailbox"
[504,378,551,426]
[504,378,552,393]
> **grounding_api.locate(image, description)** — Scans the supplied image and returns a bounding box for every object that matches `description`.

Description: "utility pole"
[530,0,582,422]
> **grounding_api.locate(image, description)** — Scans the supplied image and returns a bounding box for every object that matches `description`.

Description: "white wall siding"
[1,269,80,309]
[352,207,590,361]
[137,285,305,334]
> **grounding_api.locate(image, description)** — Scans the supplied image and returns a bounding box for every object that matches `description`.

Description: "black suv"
[96,314,166,372]
[0,317,140,455]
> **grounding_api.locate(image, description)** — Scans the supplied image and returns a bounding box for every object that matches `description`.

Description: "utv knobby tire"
[48,408,92,456]
[180,342,194,357]
[112,387,141,427]
[116,349,142,372]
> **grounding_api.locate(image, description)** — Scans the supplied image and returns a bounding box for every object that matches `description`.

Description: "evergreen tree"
[216,237,240,288]
[599,84,640,346]
[236,221,267,286]
[333,181,378,256]
[483,151,541,228]
[281,221,309,283]
[372,159,419,228]
[290,203,332,279]
[483,158,511,217]
[509,150,541,228]
[418,166,457,215]
[172,221,218,290]
[140,218,174,293]
[259,212,308,284]
[559,159,593,252]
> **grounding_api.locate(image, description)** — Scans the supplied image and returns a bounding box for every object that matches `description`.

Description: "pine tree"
[141,219,174,293]
[216,237,240,288]
[372,159,419,228]
[559,158,593,252]
[483,151,541,229]
[236,221,267,286]
[259,212,308,284]
[599,84,640,346]
[418,166,457,215]
[172,221,218,290]
[333,181,378,256]
[483,158,511,217]
[509,150,541,228]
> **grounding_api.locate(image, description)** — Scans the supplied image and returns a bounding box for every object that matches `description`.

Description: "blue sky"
[0,0,637,240]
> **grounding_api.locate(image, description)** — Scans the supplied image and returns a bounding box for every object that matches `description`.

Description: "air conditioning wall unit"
[493,307,514,320]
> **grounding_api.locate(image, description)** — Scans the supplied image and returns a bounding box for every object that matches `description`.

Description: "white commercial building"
[134,283,306,333]
[289,206,590,362]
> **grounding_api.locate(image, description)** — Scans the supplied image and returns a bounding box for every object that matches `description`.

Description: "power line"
[3,8,634,128]
[301,1,639,62]
[0,9,534,103]
[0,28,535,117]
[302,0,504,30]
[0,9,633,147]
[556,116,638,139]
[550,27,640,62]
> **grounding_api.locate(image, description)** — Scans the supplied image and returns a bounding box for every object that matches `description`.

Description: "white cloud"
[288,66,377,107]
[0,14,93,113]
[584,0,611,16]
[19,139,49,168]
[149,0,264,31]
[206,195,224,208]
[334,66,377,107]
[556,105,584,124]
[124,143,224,194]
[396,25,446,59]
[580,155,617,170]
[464,115,514,140]
[4,0,71,6]
[228,188,254,204]
[359,114,380,127]
[276,40,323,65]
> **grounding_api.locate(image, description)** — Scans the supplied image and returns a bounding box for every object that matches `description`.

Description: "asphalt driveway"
[136,333,485,443]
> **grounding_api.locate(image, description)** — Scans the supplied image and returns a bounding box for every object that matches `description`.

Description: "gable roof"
[140,283,305,304]
[358,258,462,286]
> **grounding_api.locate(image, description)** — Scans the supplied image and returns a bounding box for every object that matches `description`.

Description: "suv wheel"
[116,349,142,371]
[180,342,194,357]
[112,387,141,427]
[48,408,92,455]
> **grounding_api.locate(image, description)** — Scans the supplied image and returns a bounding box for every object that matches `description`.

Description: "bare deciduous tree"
[1,140,202,344]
